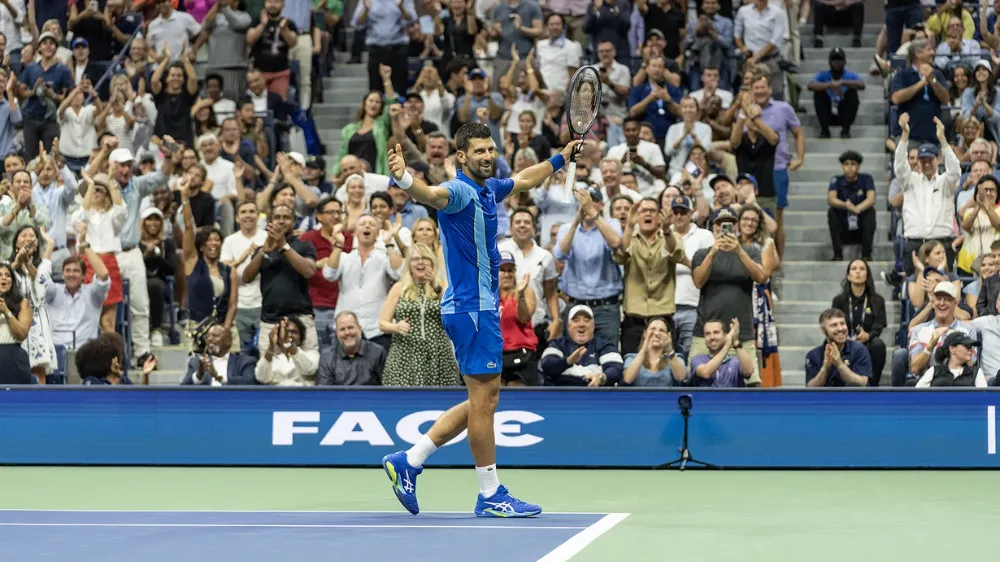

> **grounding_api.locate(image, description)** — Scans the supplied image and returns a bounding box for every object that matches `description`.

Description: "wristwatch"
[281,243,292,253]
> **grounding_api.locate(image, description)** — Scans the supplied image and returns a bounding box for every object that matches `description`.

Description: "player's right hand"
[387,143,406,181]
[560,139,584,162]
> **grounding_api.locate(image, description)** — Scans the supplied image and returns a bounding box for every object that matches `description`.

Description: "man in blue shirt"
[889,39,949,144]
[627,55,682,144]
[17,32,72,162]
[805,308,872,387]
[808,47,866,139]
[381,122,580,519]
[827,150,877,260]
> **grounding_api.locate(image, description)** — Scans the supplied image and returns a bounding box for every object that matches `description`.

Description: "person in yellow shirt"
[926,0,975,39]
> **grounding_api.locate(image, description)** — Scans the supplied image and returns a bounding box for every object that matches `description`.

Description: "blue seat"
[46,344,68,385]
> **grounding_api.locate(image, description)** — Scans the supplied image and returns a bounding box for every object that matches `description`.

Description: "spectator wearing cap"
[827,150,876,261]
[489,0,544,92]
[616,196,686,354]
[627,55,683,145]
[67,0,139,63]
[534,13,583,92]
[812,0,864,48]
[670,194,714,359]
[540,304,624,386]
[139,205,176,348]
[684,0,735,91]
[889,40,949,145]
[555,187,623,345]
[690,207,767,385]
[891,280,978,386]
[496,250,540,386]
[303,156,333,196]
[499,207,562,349]
[917,330,986,386]
[17,32,72,162]
[664,97,713,177]
[734,173,778,234]
[402,92,439,152]
[689,317,756,387]
[804,308,872,387]
[895,113,961,275]
[808,47,865,139]
[67,38,102,88]
[455,68,505,137]
[734,0,787,100]
[961,60,1000,143]
[934,15,981,73]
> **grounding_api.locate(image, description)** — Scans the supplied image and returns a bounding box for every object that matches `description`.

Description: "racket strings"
[567,69,602,137]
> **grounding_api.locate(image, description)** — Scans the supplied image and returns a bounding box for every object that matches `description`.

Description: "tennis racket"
[562,67,602,204]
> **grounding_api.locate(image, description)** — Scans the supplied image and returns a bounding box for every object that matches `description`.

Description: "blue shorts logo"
[487,361,497,369]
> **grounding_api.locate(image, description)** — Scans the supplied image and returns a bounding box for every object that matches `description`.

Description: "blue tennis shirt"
[438,171,515,314]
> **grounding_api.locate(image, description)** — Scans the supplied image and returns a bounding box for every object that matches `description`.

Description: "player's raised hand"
[898,112,910,136]
[387,143,406,181]
[560,139,584,162]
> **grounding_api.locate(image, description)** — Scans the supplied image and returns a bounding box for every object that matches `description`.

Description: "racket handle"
[563,162,577,204]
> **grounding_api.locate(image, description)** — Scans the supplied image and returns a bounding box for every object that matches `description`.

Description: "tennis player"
[381,122,581,518]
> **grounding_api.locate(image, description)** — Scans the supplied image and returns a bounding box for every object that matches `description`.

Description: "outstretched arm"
[387,144,451,210]
[511,140,581,195]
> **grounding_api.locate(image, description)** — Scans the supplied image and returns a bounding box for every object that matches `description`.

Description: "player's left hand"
[387,143,406,181]
[560,140,584,162]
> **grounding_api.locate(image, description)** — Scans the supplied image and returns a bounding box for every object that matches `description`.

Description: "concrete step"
[784,225,890,244]
[780,369,806,387]
[798,111,886,127]
[328,64,368,79]
[802,97,889,116]
[778,261,896,282]
[792,72,884,88]
[786,180,889,196]
[801,151,888,166]
[778,347,817,375]
[777,323,895,347]
[804,137,890,153]
[778,278,897,301]
[155,345,191,373]
[789,167,886,182]
[781,210,891,227]
[781,242,894,262]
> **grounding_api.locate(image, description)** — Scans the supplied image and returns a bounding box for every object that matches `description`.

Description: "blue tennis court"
[0,510,630,562]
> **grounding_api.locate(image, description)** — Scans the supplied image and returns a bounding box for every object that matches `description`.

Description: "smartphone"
[684,161,702,179]
[628,146,638,154]
[164,141,181,153]
[508,14,516,19]
[89,0,99,11]
[721,222,734,236]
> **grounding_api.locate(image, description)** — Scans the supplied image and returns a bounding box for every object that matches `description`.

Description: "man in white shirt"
[670,194,714,360]
[664,97,713,176]
[734,0,787,99]
[535,13,583,91]
[895,112,960,275]
[499,208,562,346]
[598,158,642,209]
[45,241,111,351]
[221,200,269,353]
[605,117,667,198]
[591,41,631,137]
[689,67,733,109]
[146,0,202,60]
[198,133,238,237]
[334,154,390,203]
[205,73,237,121]
[324,214,403,350]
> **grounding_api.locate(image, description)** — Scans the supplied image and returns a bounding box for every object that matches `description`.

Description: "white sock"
[476,464,500,498]
[405,435,437,467]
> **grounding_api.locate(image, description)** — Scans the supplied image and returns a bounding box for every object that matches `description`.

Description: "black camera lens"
[678,394,692,411]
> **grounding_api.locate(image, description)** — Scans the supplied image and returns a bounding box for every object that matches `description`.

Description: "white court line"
[0,523,587,530]
[0,509,606,515]
[536,513,630,562]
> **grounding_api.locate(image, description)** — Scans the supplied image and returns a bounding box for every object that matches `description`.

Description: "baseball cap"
[287,152,306,166]
[568,304,594,320]
[736,173,758,191]
[670,194,693,212]
[71,37,89,49]
[141,207,164,220]
[646,29,665,41]
[38,32,58,44]
[306,155,326,170]
[711,206,738,224]
[942,330,977,349]
[829,47,846,61]
[932,281,959,299]
[499,251,516,267]
[108,148,134,164]
[917,143,940,159]
[709,174,734,190]
[468,68,488,80]
[136,149,156,164]
[975,59,993,74]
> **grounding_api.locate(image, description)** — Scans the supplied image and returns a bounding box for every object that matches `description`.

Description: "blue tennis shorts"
[773,168,790,209]
[441,310,503,376]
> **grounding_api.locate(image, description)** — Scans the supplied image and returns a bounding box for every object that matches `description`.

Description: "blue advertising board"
[0,388,997,468]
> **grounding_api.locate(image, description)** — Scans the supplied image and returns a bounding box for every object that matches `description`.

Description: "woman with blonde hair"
[342,174,368,232]
[411,217,447,285]
[737,206,781,387]
[377,243,460,386]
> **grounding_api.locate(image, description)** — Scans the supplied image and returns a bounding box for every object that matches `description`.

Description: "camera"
[678,394,692,413]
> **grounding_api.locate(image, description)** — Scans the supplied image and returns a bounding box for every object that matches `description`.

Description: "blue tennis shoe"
[382,451,422,515]
[474,485,542,518]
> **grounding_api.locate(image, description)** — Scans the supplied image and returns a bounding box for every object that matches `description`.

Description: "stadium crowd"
[0,0,998,390]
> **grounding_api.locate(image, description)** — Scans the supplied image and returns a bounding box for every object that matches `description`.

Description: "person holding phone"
[689,206,768,385]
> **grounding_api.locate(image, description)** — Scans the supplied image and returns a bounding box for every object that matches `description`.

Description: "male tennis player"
[381,122,581,518]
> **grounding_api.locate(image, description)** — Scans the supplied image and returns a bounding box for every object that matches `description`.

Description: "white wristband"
[397,172,414,190]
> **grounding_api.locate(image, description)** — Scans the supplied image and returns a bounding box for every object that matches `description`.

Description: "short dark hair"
[623,116,642,126]
[509,206,536,226]
[455,122,493,152]
[704,318,726,331]
[237,96,254,110]
[236,199,258,214]
[75,332,126,381]
[62,256,88,276]
[317,195,341,214]
[205,73,224,88]
[369,190,392,209]
[638,196,660,210]
[818,308,847,325]
[195,226,223,256]
[268,183,295,208]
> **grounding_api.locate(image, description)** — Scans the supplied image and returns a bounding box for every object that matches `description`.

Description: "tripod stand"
[657,407,718,471]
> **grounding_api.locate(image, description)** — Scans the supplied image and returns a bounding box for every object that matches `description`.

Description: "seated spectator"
[892,281,978,386]
[965,252,997,315]
[554,188,623,346]
[809,47,865,139]
[180,178,236,330]
[690,318,755,387]
[933,16,981,73]
[908,240,964,320]
[889,42,949,145]
[827,150,877,261]
[916,330,986,387]
[317,311,386,386]
[671,194,715,360]
[895,114,961,275]
[832,259,889,386]
[805,308,872,387]
[0,261,32,384]
[333,86,395,178]
[255,316,320,386]
[606,117,667,198]
[140,207,176,349]
[976,240,1000,316]
[10,225,57,382]
[623,317,686,386]
[497,250,539,386]
[973,287,1000,382]
[181,324,258,385]
[378,244,460,386]
[957,176,1000,275]
[540,304,624,387]
[72,173,125,334]
[78,332,156,385]
[961,61,1000,143]
[813,0,864,48]
[925,0,975,40]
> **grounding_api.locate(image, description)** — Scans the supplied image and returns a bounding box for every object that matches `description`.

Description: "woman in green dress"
[378,243,461,387]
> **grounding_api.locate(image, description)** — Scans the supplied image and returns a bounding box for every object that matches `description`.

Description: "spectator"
[690,207,766,385]
[895,114,961,275]
[352,0,414,95]
[907,241,964,322]
[150,54,199,150]
[934,16,982,73]
[616,197,685,354]
[890,40,949,145]
[627,55,682,144]
[606,117,666,198]
[730,103,778,218]
[191,98,221,138]
[506,111,551,162]
[179,163,217,229]
[180,177,237,331]
[670,194,714,359]
[635,0,685,62]
[495,250,539,386]
[378,243,461,386]
[622,317,686,386]
[554,188,623,346]
[58,83,101,169]
[101,77,137,158]
[973,282,1000,380]
[181,324,258,385]
[540,304,623,386]
[0,255,29,384]
[685,0,734,90]
[916,330,985,386]
[957,176,1000,275]
[413,66,455,139]
[242,203,319,355]
[317,311,386,385]
[926,0,975,40]
[664,97,712,176]
[72,172,126,334]
[831,259,888,385]
[812,0,864,48]
[964,252,997,315]
[0,0,24,68]
[733,0,786,99]
[333,81,395,178]
[139,207,176,348]
[220,200,268,352]
[370,190,411,253]
[827,150,876,261]
[0,69,20,163]
[535,13,582,91]
[203,75,237,123]
[195,2,252,103]
[198,133,238,237]
[809,47,865,139]
[256,152,321,226]
[146,0,201,63]
[67,38,102,88]
[341,174,368,231]
[590,41,631,133]
[278,0,316,109]
[598,158,640,204]
[489,0,543,91]
[961,61,1000,143]
[388,182,429,231]
[45,237,109,351]
[1,167,50,258]
[77,332,151,385]
[255,315,319,385]
[690,65,734,109]
[690,318,755,387]
[29,148,75,267]
[441,0,482,62]
[892,281,978,386]
[9,224,56,382]
[246,0,299,100]
[497,208,559,344]
[18,32,72,162]
[300,196,354,351]
[804,308,871,387]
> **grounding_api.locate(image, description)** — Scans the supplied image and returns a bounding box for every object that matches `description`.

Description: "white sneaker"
[151,330,164,348]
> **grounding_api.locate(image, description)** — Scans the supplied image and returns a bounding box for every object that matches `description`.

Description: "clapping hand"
[899,112,910,136]
[566,346,587,366]
[728,319,740,346]
[516,273,530,294]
